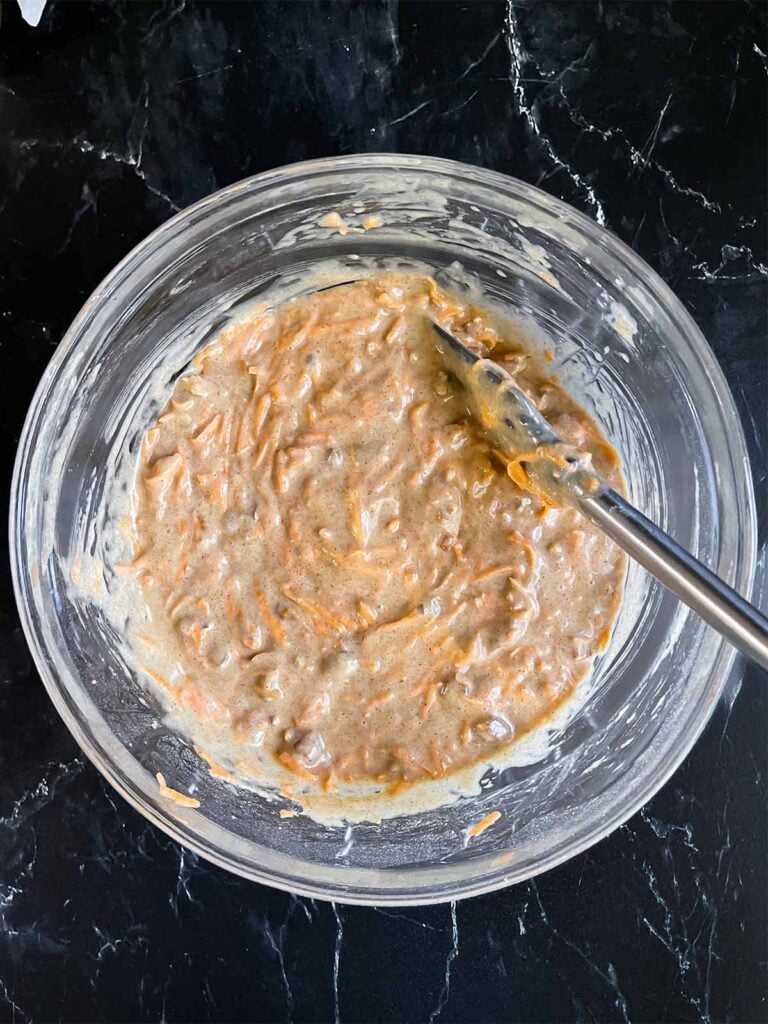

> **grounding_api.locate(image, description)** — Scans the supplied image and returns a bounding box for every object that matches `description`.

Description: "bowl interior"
[11,156,754,903]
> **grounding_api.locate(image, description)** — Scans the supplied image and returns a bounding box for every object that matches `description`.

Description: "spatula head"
[431,321,563,451]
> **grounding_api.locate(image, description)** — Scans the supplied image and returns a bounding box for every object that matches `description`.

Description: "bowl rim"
[9,153,757,904]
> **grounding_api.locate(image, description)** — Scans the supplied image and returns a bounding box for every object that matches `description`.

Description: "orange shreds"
[348,496,367,546]
[252,392,273,438]
[375,592,447,636]
[146,452,184,483]
[408,401,428,435]
[594,437,621,469]
[596,625,613,650]
[420,681,440,718]
[156,772,200,809]
[278,751,315,781]
[225,588,241,623]
[357,600,379,624]
[280,589,329,636]
[192,415,222,446]
[254,587,286,644]
[195,747,234,780]
[141,427,160,455]
[473,564,520,584]
[281,588,355,635]
[426,277,463,316]
[279,808,298,819]
[189,625,205,649]
[143,667,175,693]
[507,530,538,579]
[467,810,501,838]
[253,437,274,469]
[388,778,410,797]
[273,450,289,494]
[296,431,328,447]
[133,633,156,648]
[384,316,405,344]
[543,349,555,363]
[178,680,206,716]
[364,691,395,716]
[506,448,571,508]
[278,309,319,351]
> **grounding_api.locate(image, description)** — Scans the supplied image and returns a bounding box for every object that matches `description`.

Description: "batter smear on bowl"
[122,274,625,794]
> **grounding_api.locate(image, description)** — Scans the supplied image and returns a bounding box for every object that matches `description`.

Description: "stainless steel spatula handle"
[432,320,768,673]
[582,488,768,672]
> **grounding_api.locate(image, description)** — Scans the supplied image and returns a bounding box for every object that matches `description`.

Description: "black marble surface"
[1,2,767,1021]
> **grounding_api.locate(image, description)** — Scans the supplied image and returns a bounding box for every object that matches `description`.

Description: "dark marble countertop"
[1,2,766,1021]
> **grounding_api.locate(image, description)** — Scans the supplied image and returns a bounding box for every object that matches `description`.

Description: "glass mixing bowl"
[10,155,756,905]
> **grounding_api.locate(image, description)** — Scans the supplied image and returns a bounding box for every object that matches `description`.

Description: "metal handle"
[431,319,768,673]
[580,488,768,673]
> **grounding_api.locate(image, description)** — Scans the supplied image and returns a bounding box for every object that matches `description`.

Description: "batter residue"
[121,274,624,794]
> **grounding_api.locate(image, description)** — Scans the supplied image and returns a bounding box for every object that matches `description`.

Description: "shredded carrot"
[467,810,501,838]
[506,447,571,508]
[252,437,273,469]
[192,415,222,446]
[426,277,463,316]
[473,564,520,584]
[156,772,200,808]
[348,495,367,547]
[252,392,273,438]
[278,751,315,781]
[507,530,538,581]
[189,625,205,649]
[281,587,355,635]
[278,309,319,351]
[177,680,206,717]
[143,667,175,693]
[238,389,273,454]
[167,593,191,618]
[388,778,410,796]
[195,747,234,780]
[123,274,625,795]
[273,450,289,495]
[596,625,613,650]
[141,427,160,454]
[364,691,395,716]
[357,600,378,624]
[254,587,286,644]
[372,604,430,635]
[593,437,621,469]
[420,681,440,718]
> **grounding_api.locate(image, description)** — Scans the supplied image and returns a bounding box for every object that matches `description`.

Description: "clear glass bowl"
[10,155,756,905]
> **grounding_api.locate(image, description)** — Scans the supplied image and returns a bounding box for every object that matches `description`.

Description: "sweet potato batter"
[123,274,624,792]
